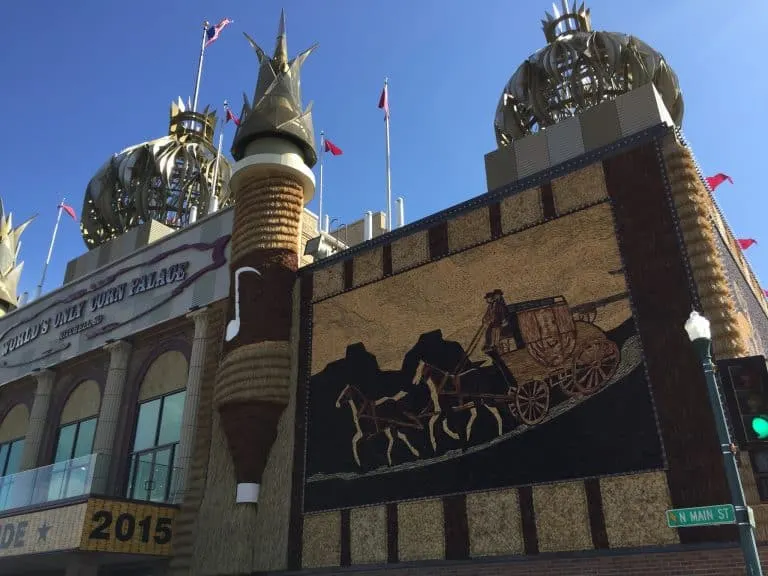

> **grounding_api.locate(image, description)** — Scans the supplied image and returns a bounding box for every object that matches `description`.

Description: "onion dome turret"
[494,1,684,147]
[80,99,232,249]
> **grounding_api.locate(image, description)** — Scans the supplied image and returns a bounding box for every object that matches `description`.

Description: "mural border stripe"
[287,272,314,569]
[443,494,469,560]
[584,478,609,549]
[602,139,735,545]
[518,486,539,555]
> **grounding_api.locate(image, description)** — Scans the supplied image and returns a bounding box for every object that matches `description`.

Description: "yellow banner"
[0,502,87,557]
[80,498,177,556]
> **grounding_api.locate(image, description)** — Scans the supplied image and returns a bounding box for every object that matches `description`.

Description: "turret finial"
[232,11,318,166]
[0,200,34,314]
[274,9,288,71]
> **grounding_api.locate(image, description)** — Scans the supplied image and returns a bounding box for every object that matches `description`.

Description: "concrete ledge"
[485,83,675,192]
[64,220,175,284]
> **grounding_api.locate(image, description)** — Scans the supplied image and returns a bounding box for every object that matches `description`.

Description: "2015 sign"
[87,510,172,545]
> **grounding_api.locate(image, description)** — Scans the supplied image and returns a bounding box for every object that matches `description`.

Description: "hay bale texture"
[447,207,491,253]
[230,175,304,262]
[533,481,592,552]
[391,229,429,274]
[600,471,679,548]
[302,511,341,568]
[398,499,445,561]
[499,186,544,234]
[662,136,747,359]
[312,261,345,301]
[350,505,388,564]
[552,163,609,214]
[467,488,524,557]
[214,341,292,407]
[168,303,224,575]
[352,246,384,288]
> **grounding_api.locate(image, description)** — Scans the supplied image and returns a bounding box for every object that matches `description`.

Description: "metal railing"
[0,452,186,513]
[0,453,108,513]
[125,456,183,505]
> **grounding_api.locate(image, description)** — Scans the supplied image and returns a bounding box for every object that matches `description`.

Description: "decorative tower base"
[212,10,318,508]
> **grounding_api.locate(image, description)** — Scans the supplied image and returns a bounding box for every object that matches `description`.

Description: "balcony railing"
[0,453,108,513]
[126,456,183,505]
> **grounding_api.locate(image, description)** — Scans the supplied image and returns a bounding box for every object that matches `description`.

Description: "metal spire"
[274,9,289,72]
[232,11,318,166]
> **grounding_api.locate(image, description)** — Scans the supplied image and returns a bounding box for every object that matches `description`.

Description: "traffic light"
[717,356,768,445]
[752,415,768,440]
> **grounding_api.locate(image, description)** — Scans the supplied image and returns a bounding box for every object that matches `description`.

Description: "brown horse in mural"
[334,384,423,467]
[412,360,505,448]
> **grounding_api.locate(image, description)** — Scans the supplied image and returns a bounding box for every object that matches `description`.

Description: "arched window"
[0,404,29,509]
[49,380,101,501]
[127,350,188,503]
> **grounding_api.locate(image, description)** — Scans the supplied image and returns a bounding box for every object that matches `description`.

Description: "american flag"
[205,18,233,48]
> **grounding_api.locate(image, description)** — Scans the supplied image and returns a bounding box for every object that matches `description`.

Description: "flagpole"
[192,21,210,113]
[318,131,325,233]
[211,131,224,213]
[36,201,64,300]
[383,78,393,232]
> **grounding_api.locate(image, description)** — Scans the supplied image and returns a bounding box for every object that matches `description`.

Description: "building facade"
[1,5,768,576]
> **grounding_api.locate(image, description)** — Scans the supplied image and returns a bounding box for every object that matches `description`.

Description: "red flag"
[738,238,757,250]
[323,139,343,156]
[223,101,240,126]
[58,203,76,221]
[225,108,240,126]
[378,83,390,119]
[764,289,768,298]
[706,173,733,191]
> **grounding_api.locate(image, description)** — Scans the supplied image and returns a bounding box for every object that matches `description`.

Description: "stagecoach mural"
[303,203,665,512]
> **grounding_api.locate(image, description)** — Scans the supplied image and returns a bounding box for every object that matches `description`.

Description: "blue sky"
[1,0,765,300]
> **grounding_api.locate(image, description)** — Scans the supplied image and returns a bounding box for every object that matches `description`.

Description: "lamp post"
[684,310,764,576]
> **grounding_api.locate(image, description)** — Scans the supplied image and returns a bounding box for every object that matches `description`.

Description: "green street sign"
[666,504,736,528]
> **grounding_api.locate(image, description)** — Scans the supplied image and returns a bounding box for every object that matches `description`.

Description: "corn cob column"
[214,10,317,505]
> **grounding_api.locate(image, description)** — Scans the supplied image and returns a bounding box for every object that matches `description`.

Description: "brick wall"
[262,544,768,576]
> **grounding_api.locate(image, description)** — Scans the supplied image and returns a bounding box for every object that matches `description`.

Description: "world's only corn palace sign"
[0,212,234,385]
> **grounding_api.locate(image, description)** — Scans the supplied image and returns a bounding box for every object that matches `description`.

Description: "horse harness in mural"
[335,290,626,468]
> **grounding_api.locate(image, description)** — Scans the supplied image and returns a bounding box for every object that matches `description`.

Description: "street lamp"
[685,310,764,576]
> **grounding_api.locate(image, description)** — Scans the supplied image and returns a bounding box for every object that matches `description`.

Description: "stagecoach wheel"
[514,379,550,425]
[572,338,620,395]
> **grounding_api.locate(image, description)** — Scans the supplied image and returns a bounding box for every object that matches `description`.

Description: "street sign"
[666,504,736,528]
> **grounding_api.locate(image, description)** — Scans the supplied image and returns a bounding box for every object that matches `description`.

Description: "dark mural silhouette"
[303,291,664,512]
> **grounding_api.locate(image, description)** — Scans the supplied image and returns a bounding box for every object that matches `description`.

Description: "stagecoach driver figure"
[483,289,508,353]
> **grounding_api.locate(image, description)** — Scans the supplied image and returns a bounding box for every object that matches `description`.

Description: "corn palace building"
[1,4,768,576]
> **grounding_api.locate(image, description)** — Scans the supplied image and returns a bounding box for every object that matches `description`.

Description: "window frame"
[53,415,97,463]
[0,436,24,477]
[0,437,25,510]
[125,388,185,503]
[48,416,98,501]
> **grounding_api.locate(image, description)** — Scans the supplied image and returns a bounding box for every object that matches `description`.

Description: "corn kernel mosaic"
[301,191,664,512]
